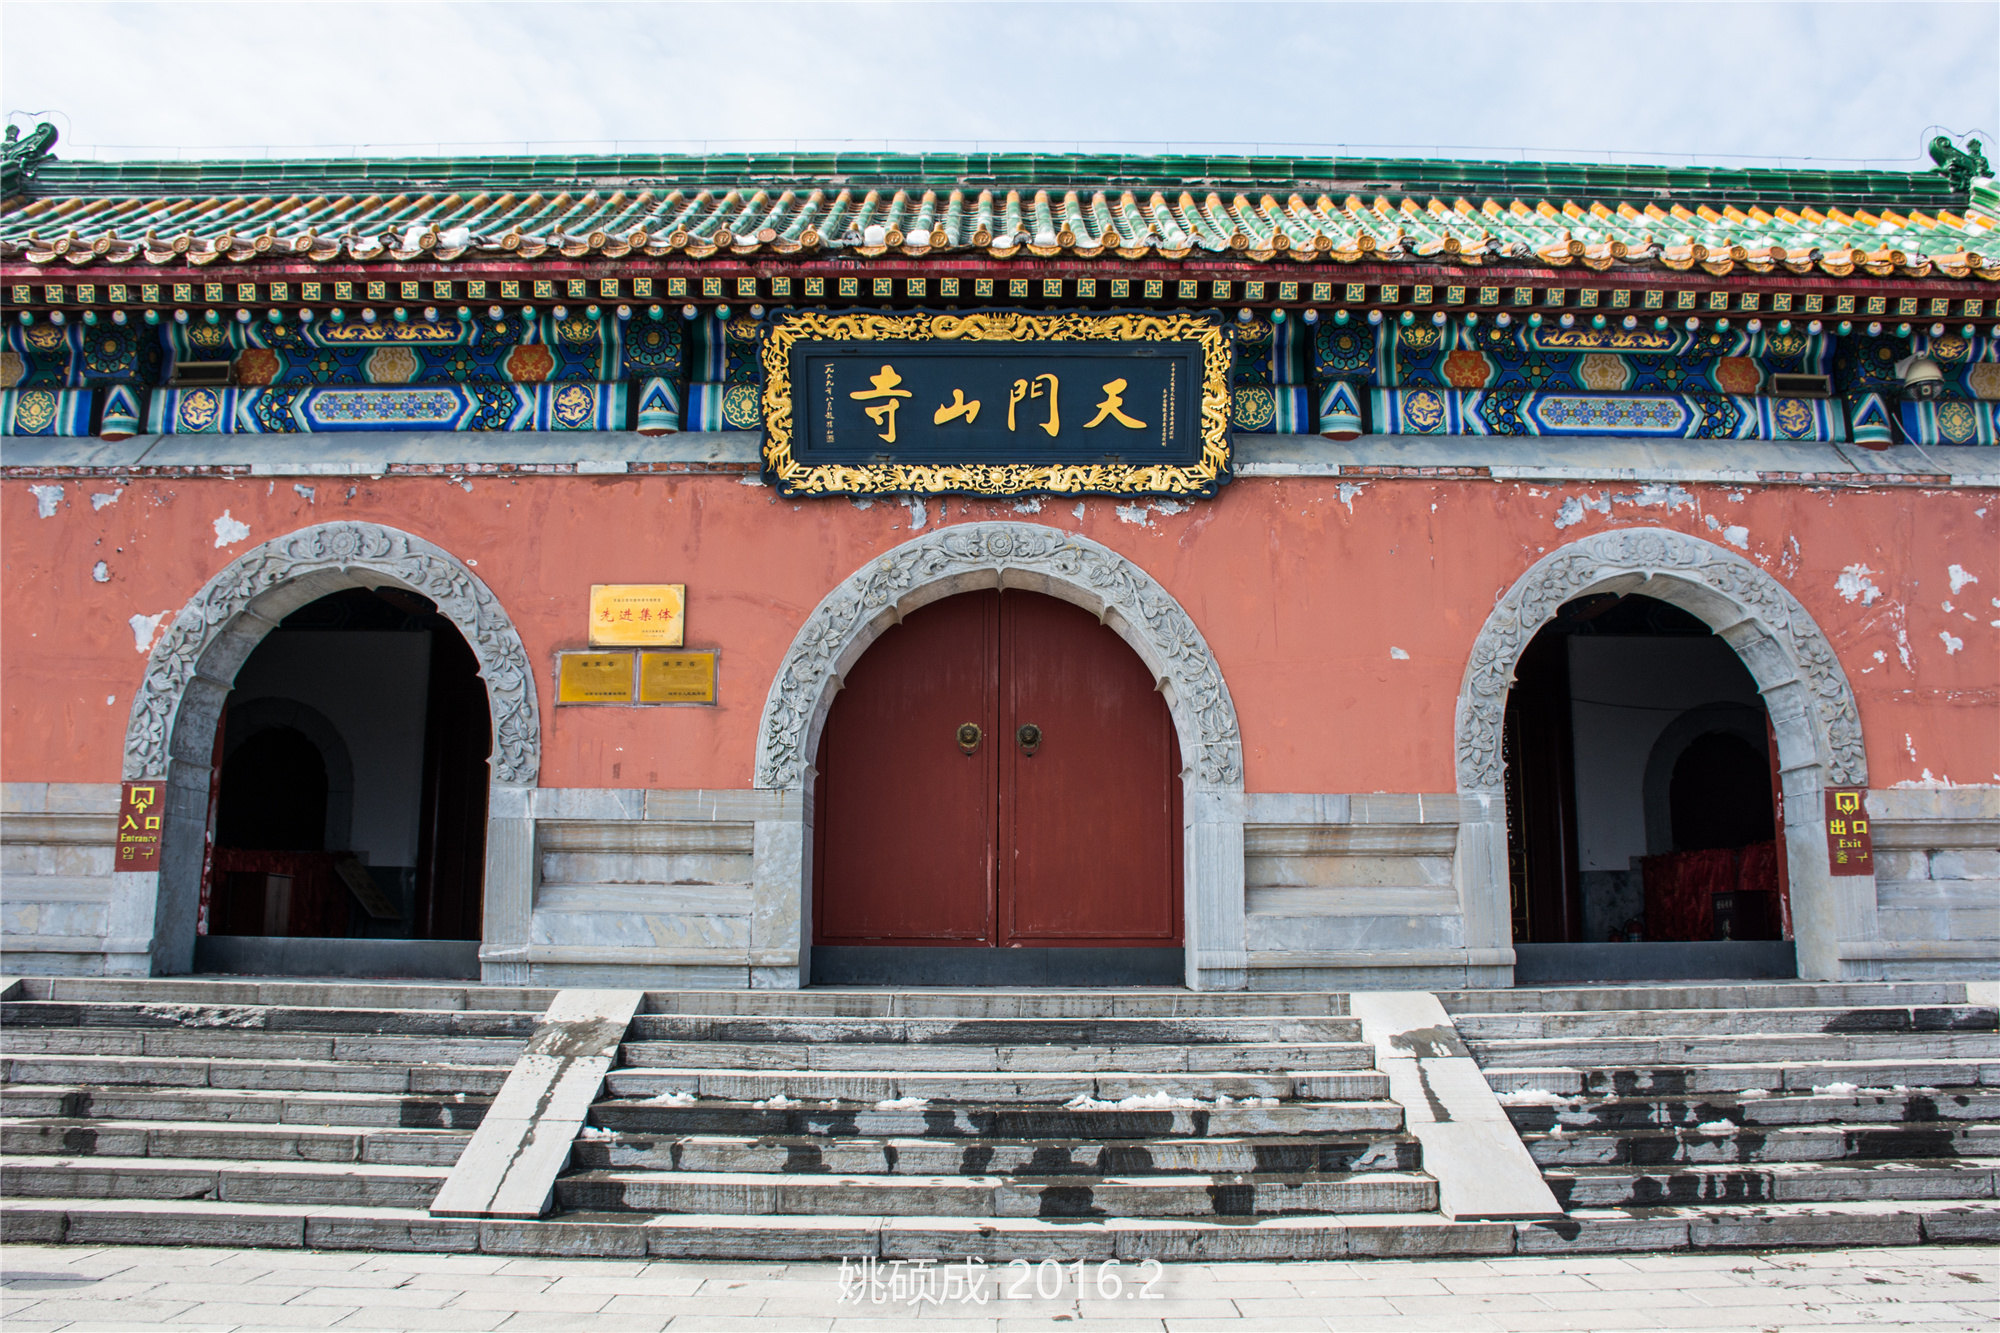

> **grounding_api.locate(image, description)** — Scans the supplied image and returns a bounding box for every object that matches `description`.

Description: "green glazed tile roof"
[3,148,1994,282]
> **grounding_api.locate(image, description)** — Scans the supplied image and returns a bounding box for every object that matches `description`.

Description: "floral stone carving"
[1456,527,1865,793]
[124,522,540,786]
[755,522,1243,790]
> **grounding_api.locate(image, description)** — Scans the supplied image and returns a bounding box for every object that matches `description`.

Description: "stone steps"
[551,1167,1437,1218]
[1456,1004,1998,1040]
[3,1193,1994,1260]
[617,1039,1376,1073]
[601,1068,1387,1103]
[1454,985,2000,1256]
[1502,1089,2000,1129]
[0,1025,526,1064]
[588,1096,1405,1139]
[1440,982,1975,1015]
[3,998,544,1039]
[0,1054,509,1095]
[1524,1120,2000,1166]
[1462,1031,2000,1068]
[1546,1157,2000,1208]
[1,1084,492,1129]
[1481,1058,2000,1096]
[624,1014,1363,1044]
[569,1130,1424,1175]
[0,1154,446,1209]
[1,1117,470,1166]
[633,991,1351,1018]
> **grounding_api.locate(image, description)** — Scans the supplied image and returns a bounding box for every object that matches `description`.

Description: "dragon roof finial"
[1928,132,1992,192]
[2,121,60,196]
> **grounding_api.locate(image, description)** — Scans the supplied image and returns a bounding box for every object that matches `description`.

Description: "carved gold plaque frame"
[759,309,1233,497]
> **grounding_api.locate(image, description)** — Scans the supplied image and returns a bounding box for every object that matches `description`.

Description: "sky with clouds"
[3,2,1995,169]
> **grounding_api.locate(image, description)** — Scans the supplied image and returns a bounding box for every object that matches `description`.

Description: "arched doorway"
[756,521,1246,991]
[1502,591,1794,979]
[197,587,492,973]
[1456,527,1871,982]
[121,522,541,979]
[811,588,1184,985]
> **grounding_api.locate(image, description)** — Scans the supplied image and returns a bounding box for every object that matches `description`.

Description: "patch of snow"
[1948,564,1979,595]
[139,1003,264,1029]
[1735,1089,1769,1099]
[752,1093,800,1109]
[1812,1082,1861,1096]
[873,1096,928,1110]
[1695,1120,1737,1132]
[1499,1089,1571,1105]
[1834,564,1881,605]
[645,1090,697,1106]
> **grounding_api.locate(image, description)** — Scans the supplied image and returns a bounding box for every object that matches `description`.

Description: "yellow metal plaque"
[638,651,717,704]
[557,651,635,704]
[589,584,685,646]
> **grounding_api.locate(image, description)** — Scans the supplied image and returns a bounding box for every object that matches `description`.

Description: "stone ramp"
[1444,980,2000,1254]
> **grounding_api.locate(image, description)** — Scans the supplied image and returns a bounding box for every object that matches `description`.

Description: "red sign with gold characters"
[117,780,165,871]
[1824,787,1874,877]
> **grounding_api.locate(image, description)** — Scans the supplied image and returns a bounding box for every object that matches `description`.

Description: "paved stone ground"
[0,1243,1994,1331]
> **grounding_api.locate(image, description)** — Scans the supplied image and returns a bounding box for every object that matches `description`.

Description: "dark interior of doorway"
[195,587,488,979]
[1503,592,1797,983]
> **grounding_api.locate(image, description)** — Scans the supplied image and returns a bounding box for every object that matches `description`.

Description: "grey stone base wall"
[475,787,804,990]
[0,783,142,977]
[7,779,1997,987]
[1846,787,2000,980]
[1242,793,1513,990]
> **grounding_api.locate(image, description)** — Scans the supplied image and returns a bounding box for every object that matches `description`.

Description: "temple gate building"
[2,126,1995,992]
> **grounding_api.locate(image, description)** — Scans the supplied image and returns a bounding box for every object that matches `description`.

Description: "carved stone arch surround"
[754,521,1249,989]
[122,521,540,974]
[1453,526,1871,979]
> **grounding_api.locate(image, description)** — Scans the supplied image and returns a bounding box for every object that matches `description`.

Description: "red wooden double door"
[813,590,1182,948]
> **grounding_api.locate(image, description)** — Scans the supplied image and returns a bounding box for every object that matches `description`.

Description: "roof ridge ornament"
[1928,132,1992,192]
[1,121,59,196]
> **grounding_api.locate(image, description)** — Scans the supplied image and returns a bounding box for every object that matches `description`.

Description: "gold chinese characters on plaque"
[589,584,685,646]
[639,651,717,704]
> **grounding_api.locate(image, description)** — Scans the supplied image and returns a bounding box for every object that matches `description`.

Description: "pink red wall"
[4,474,1995,792]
